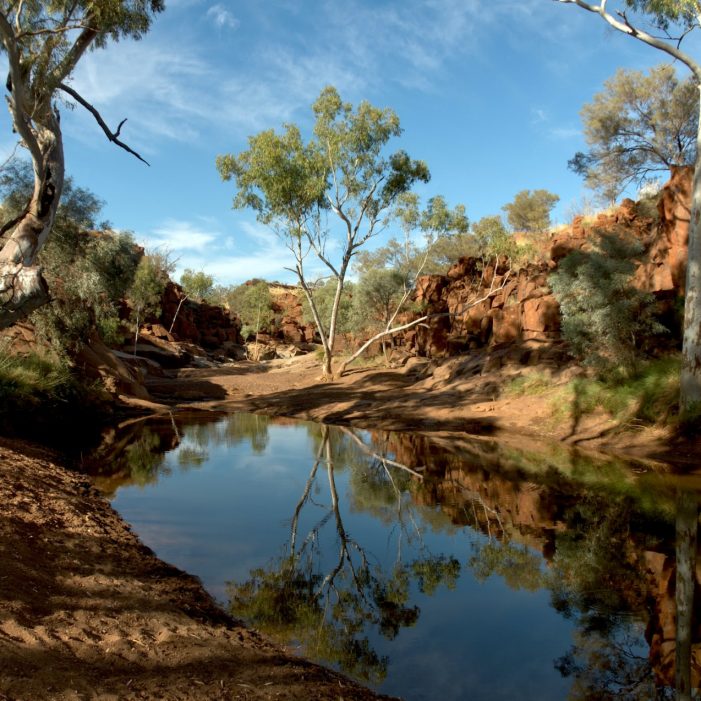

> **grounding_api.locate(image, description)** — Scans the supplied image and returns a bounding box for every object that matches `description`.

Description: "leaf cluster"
[179,268,214,302]
[127,250,173,324]
[502,189,559,233]
[549,229,665,372]
[569,64,697,202]
[1,1,164,104]
[623,0,701,30]
[225,281,273,338]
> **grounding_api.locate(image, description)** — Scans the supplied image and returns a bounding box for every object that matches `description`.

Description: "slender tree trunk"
[168,294,188,334]
[0,112,64,329]
[297,276,333,376]
[133,310,140,356]
[681,90,701,410]
[324,257,351,378]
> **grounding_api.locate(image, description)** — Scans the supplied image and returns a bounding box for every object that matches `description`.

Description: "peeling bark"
[0,111,64,330]
[680,88,701,409]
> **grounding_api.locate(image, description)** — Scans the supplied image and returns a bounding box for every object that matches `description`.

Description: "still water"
[87,412,701,700]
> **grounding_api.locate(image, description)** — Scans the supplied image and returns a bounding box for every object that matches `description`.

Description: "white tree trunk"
[0,113,64,329]
[680,88,701,409]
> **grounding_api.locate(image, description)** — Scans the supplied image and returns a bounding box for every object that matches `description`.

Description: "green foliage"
[471,215,515,259]
[623,0,701,29]
[2,1,165,82]
[502,189,559,233]
[555,357,680,426]
[127,251,173,333]
[352,268,406,334]
[217,124,327,228]
[549,230,665,372]
[0,347,97,416]
[301,279,355,336]
[225,281,272,339]
[6,172,141,353]
[569,64,697,202]
[179,269,214,302]
[355,194,472,278]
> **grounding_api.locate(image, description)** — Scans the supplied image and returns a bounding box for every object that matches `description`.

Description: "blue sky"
[2,0,697,286]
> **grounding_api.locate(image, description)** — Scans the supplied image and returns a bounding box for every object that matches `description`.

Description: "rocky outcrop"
[403,168,691,363]
[159,282,242,349]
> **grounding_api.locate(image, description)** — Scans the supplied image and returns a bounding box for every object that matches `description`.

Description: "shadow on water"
[87,412,701,700]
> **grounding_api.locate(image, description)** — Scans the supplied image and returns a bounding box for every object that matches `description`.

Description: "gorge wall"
[402,166,692,364]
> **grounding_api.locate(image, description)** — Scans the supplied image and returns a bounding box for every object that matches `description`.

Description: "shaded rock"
[75,335,150,400]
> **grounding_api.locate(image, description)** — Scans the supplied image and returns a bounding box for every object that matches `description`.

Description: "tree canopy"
[502,189,559,233]
[217,85,430,376]
[569,64,697,202]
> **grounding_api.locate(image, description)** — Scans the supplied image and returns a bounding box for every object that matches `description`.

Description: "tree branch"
[556,0,701,80]
[0,11,42,167]
[59,83,150,165]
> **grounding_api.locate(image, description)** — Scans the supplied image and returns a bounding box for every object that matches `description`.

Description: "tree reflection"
[465,485,701,701]
[227,424,459,684]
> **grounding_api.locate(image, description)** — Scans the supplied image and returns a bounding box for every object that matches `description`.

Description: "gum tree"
[217,86,430,377]
[555,0,701,410]
[0,1,162,329]
[570,64,698,202]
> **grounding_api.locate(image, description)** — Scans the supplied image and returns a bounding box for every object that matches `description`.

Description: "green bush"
[550,229,665,373]
[0,348,92,409]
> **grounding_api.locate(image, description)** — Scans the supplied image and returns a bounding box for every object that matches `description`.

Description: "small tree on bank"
[217,86,430,377]
[226,281,273,352]
[0,1,162,329]
[169,269,215,333]
[555,0,701,413]
[127,252,173,354]
[550,230,665,372]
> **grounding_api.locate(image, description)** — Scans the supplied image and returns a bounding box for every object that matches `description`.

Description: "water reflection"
[228,424,459,684]
[88,412,701,700]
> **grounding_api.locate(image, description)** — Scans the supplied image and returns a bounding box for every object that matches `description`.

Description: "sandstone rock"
[490,305,521,345]
[522,296,560,334]
[76,335,151,400]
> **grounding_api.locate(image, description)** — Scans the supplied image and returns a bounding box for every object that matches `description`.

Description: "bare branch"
[556,0,701,79]
[337,265,511,376]
[0,12,42,167]
[59,83,150,165]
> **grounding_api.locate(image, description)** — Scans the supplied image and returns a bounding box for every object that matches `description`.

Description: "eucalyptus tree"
[555,0,701,410]
[168,268,215,333]
[217,86,430,376]
[570,64,698,203]
[502,189,559,233]
[0,0,162,330]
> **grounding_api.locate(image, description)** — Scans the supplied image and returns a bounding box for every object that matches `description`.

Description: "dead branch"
[336,261,512,376]
[58,83,150,165]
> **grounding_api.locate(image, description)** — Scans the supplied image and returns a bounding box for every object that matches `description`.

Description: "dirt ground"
[0,437,397,701]
[1,352,696,701]
[144,353,695,465]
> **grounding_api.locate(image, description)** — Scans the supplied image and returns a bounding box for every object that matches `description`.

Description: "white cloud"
[141,219,219,253]
[206,4,240,30]
[531,108,547,124]
[550,126,581,140]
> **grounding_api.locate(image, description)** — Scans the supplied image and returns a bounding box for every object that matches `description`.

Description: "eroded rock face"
[400,168,691,362]
[159,283,242,349]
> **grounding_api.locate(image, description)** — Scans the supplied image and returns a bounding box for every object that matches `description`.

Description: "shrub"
[549,229,665,373]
